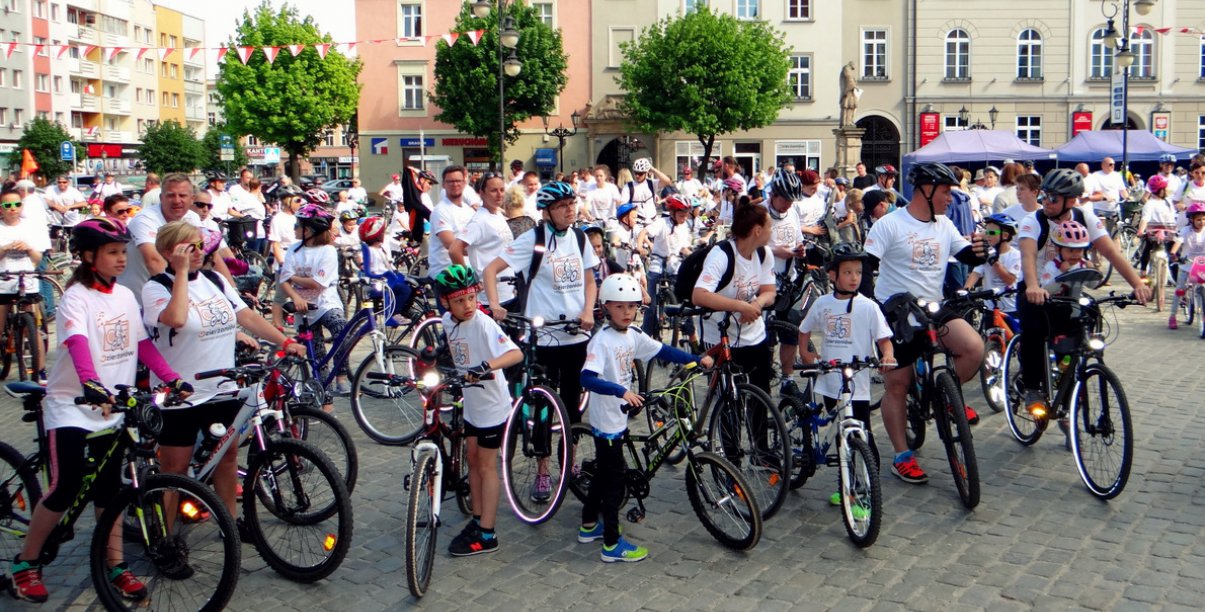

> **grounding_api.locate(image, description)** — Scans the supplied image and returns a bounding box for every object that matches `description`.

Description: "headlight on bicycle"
[421,371,441,389]
[1087,334,1106,351]
[530,316,545,329]
[842,367,854,379]
[1079,296,1092,307]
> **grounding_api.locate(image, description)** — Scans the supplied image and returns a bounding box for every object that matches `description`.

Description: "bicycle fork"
[405,441,444,524]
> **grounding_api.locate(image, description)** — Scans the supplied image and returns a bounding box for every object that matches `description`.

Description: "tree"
[216,1,361,181]
[617,7,792,174]
[7,118,78,181]
[138,120,206,175]
[201,122,250,172]
[432,2,568,167]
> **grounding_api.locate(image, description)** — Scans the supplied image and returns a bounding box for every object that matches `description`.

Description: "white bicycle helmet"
[632,158,653,174]
[600,274,643,303]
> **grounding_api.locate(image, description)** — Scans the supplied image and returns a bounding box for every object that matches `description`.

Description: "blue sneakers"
[600,537,648,563]
[577,522,621,543]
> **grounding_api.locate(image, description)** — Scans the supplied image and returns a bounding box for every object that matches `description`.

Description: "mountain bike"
[1178,256,1205,338]
[280,296,391,413]
[0,272,56,382]
[568,364,762,550]
[944,287,1019,414]
[0,382,240,611]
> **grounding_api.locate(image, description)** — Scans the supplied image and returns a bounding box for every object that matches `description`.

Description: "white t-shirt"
[141,187,161,209]
[334,225,361,249]
[380,182,404,203]
[622,179,661,229]
[583,325,663,435]
[117,205,203,304]
[1163,173,1184,204]
[864,208,970,303]
[347,187,368,203]
[645,217,693,275]
[96,181,123,198]
[586,182,621,223]
[1001,203,1039,226]
[1140,197,1177,230]
[16,195,52,254]
[1016,209,1108,276]
[799,294,891,401]
[695,241,775,347]
[441,311,518,428]
[0,220,37,294]
[208,189,234,220]
[605,221,640,271]
[500,224,600,346]
[794,195,827,228]
[976,186,1004,212]
[142,272,247,407]
[767,205,803,274]
[972,247,1022,312]
[230,190,266,239]
[268,211,298,250]
[44,283,147,432]
[677,178,703,197]
[427,201,475,279]
[364,244,392,276]
[45,185,87,226]
[278,244,342,324]
[1178,226,1205,260]
[457,207,515,303]
[1090,170,1127,213]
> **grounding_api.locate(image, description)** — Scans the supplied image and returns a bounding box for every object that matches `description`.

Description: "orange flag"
[20,149,38,179]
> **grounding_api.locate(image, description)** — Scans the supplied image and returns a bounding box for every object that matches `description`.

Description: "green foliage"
[201,122,250,171]
[138,120,206,175]
[432,1,569,165]
[617,7,792,172]
[8,118,78,180]
[216,1,361,180]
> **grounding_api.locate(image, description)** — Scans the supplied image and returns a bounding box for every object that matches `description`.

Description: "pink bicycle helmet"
[303,188,331,206]
[1186,202,1205,218]
[1052,220,1091,249]
[71,217,131,254]
[296,203,335,232]
[722,177,744,193]
[1147,174,1169,193]
[199,227,223,257]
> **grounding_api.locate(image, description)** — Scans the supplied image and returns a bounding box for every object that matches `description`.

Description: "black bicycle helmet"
[827,242,867,272]
[771,170,804,201]
[907,162,960,188]
[1040,168,1084,199]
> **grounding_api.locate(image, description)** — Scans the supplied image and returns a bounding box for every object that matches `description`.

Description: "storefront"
[442,137,491,173]
[83,143,143,175]
[244,146,283,177]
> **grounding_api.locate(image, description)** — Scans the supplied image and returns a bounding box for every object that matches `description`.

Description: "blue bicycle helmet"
[535,181,576,209]
[982,213,1017,237]
[616,202,637,219]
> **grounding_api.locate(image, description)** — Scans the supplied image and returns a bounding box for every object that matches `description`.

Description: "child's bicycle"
[0,383,241,610]
[944,287,1020,414]
[1145,228,1175,311]
[1177,256,1205,338]
[778,357,883,547]
[567,364,762,551]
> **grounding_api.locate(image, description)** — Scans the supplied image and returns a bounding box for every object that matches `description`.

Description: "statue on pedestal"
[839,62,861,128]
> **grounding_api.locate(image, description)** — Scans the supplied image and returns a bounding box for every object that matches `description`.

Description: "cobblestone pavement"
[3,302,1204,611]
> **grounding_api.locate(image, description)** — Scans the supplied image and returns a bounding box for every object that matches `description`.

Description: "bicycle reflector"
[180,499,201,521]
[323,534,337,552]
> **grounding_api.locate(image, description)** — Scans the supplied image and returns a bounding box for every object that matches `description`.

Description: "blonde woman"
[504,186,535,238]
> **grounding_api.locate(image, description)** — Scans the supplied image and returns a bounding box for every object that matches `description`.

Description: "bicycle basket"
[1121,200,1143,219]
[225,218,259,245]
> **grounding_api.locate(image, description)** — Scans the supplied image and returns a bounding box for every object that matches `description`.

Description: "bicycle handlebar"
[797,356,881,376]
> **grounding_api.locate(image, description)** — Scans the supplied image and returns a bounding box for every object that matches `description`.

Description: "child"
[435,265,523,556]
[578,274,712,562]
[798,245,894,504]
[268,188,302,326]
[11,218,192,603]
[358,216,413,326]
[606,202,645,274]
[1038,220,1093,291]
[1137,175,1177,278]
[1169,203,1205,329]
[335,211,362,250]
[964,214,1022,315]
[0,189,46,382]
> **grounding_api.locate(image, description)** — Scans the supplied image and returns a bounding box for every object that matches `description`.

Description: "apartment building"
[154,3,182,127]
[0,0,35,159]
[181,11,204,135]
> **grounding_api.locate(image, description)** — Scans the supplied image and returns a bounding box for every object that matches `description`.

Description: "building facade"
[0,0,35,160]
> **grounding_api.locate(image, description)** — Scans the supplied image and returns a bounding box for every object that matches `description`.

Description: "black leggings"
[535,342,588,425]
[580,434,626,547]
[41,427,121,513]
[729,339,773,395]
[1017,282,1072,392]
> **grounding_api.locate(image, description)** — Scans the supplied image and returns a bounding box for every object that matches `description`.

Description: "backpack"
[1033,206,1087,252]
[515,223,587,313]
[148,270,237,347]
[673,240,767,303]
[625,179,656,204]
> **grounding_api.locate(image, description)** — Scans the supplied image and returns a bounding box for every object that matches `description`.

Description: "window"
[51,3,58,21]
[54,112,63,124]
[533,2,553,27]
[160,62,167,77]
[68,46,78,59]
[105,84,116,98]
[34,37,48,57]
[169,35,178,48]
[36,74,49,92]
[53,76,61,93]
[786,0,810,20]
[69,79,80,94]
[4,0,18,13]
[207,111,216,126]
[143,58,153,73]
[774,140,820,172]
[99,16,127,36]
[608,27,634,68]
[13,109,23,126]
[162,92,168,106]
[146,89,155,104]
[683,0,707,14]
[247,135,259,146]
[1199,116,1205,152]
[862,29,887,80]
[137,118,143,134]
[1090,27,1114,79]
[1130,30,1154,79]
[71,112,82,128]
[1200,36,1205,79]
[170,64,177,79]
[160,33,166,47]
[787,54,811,100]
[944,29,970,80]
[323,131,335,147]
[134,26,141,41]
[1016,116,1041,146]
[34,1,45,19]
[401,74,424,110]
[0,69,5,87]
[37,112,48,120]
[135,87,142,102]
[0,109,7,125]
[67,8,78,24]
[944,115,968,131]
[1016,29,1042,80]
[171,93,179,108]
[736,0,759,20]
[11,70,20,88]
[399,3,422,38]
[675,141,722,175]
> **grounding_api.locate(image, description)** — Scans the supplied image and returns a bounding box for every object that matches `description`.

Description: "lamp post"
[473,1,522,172]
[542,111,579,174]
[1101,0,1156,179]
[957,106,970,129]
[988,106,999,130]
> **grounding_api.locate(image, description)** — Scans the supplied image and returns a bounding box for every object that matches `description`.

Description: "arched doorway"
[856,115,900,171]
[1100,116,1140,130]
[595,136,647,178]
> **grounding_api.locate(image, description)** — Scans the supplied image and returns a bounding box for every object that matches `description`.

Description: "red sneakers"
[891,457,929,484]
[10,557,49,603]
[109,563,148,601]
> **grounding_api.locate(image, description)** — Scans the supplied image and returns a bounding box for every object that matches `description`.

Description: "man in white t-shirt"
[620,159,671,231]
[346,178,368,204]
[427,166,477,280]
[676,166,703,198]
[863,162,988,485]
[95,173,123,198]
[1087,158,1127,219]
[520,171,541,220]
[378,174,405,206]
[44,176,88,226]
[226,168,254,204]
[141,173,162,208]
[15,181,52,253]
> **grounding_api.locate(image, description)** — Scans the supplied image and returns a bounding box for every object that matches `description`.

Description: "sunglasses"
[0,201,22,209]
[984,229,1003,236]
[193,203,213,209]
[110,208,132,216]
[183,240,204,251]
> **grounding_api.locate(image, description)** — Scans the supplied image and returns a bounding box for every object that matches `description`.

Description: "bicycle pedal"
[625,507,646,523]
[403,474,412,491]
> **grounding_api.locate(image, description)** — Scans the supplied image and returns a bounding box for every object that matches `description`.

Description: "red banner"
[1072,111,1093,136]
[919,112,940,147]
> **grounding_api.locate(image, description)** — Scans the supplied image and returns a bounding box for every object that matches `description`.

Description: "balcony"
[184,80,204,95]
[102,64,131,83]
[80,93,100,111]
[73,26,99,45]
[77,60,100,79]
[104,131,132,144]
[186,105,206,121]
[105,98,131,115]
[100,33,129,49]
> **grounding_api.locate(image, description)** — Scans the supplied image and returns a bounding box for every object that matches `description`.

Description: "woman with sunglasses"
[0,188,46,382]
[101,194,134,220]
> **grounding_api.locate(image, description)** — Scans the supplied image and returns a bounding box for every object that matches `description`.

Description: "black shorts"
[0,293,40,306]
[158,398,243,447]
[464,421,505,450]
[882,304,963,368]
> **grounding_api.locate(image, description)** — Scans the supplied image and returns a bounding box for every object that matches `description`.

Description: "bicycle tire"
[405,316,445,378]
[684,451,762,551]
[243,438,354,582]
[707,383,790,520]
[1154,255,1168,312]
[778,396,815,490]
[0,323,11,380]
[904,389,926,451]
[15,312,37,382]
[501,384,571,525]
[1001,334,1047,445]
[839,436,882,548]
[565,423,632,509]
[0,440,40,568]
[39,275,65,325]
[980,334,1007,413]
[91,474,240,612]
[349,346,426,445]
[1184,284,1197,326]
[455,437,473,516]
[405,450,439,599]
[1071,365,1133,500]
[934,371,980,509]
[283,406,359,494]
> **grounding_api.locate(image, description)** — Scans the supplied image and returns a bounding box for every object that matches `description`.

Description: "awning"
[535,148,557,167]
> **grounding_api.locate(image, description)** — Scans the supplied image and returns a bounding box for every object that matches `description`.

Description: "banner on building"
[1072,112,1093,137]
[1151,112,1170,141]
[919,112,941,147]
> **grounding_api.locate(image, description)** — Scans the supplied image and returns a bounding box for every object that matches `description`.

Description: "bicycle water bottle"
[194,423,228,465]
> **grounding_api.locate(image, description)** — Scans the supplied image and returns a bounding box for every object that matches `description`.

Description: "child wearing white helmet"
[577,273,711,563]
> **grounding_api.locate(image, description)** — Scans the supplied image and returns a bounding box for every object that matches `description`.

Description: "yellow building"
[154,5,185,126]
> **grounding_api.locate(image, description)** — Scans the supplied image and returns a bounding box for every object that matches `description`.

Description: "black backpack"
[515,223,587,313]
[673,240,767,303]
[1033,206,1087,251]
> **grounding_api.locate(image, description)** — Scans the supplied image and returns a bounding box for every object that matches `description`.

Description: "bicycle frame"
[296,303,389,388]
[189,378,288,484]
[802,365,873,468]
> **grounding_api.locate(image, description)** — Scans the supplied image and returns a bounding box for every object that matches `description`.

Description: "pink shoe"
[1169,316,1178,330]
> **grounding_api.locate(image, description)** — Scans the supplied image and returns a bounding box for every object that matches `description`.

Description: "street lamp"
[542,110,580,173]
[957,106,970,126]
[474,1,523,171]
[988,106,999,130]
[1101,0,1156,178]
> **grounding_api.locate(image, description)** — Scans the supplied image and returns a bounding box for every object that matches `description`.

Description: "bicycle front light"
[1079,296,1092,306]
[926,301,940,314]
[531,316,545,329]
[421,371,441,389]
[842,367,854,379]
[1087,334,1106,351]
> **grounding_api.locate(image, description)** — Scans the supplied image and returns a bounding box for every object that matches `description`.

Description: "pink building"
[355,0,591,190]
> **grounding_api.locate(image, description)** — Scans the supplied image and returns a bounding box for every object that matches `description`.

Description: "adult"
[794,170,828,241]
[944,178,977,297]
[95,173,123,199]
[863,164,899,200]
[762,171,809,391]
[346,177,368,204]
[226,168,254,205]
[864,162,988,484]
[676,166,703,198]
[450,174,515,305]
[992,163,1025,215]
[974,166,1003,215]
[520,171,542,220]
[101,194,135,221]
[582,165,622,224]
[638,193,694,336]
[1001,173,1043,225]
[205,171,234,220]
[44,176,88,226]
[397,167,438,244]
[503,186,535,239]
[1087,158,1128,236]
[379,173,405,209]
[427,165,477,280]
[141,173,162,208]
[506,159,526,189]
[15,180,52,254]
[227,177,267,253]
[621,158,673,230]
[851,162,876,190]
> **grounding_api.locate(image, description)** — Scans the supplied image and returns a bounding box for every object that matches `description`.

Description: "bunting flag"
[465,30,482,45]
[158,47,174,60]
[105,46,123,62]
[287,44,305,57]
[81,44,97,59]
[215,47,229,63]
[136,47,151,61]
[55,44,71,59]
[236,46,255,64]
[317,43,334,58]
[32,44,44,56]
[263,46,280,64]
[440,33,459,46]
[189,47,204,61]
[4,42,16,59]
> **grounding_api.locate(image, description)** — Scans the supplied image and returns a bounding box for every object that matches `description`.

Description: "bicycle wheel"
[1184,285,1197,326]
[980,333,1007,413]
[565,422,633,509]
[405,450,438,599]
[684,451,762,551]
[1070,365,1133,500]
[707,383,789,520]
[349,347,425,445]
[838,436,882,548]
[39,275,65,325]
[933,371,980,509]
[0,324,12,380]
[405,316,445,378]
[1002,334,1046,445]
[501,385,570,525]
[904,390,926,451]
[0,441,40,569]
[455,437,473,516]
[1154,256,1168,311]
[777,396,815,490]
[243,438,354,582]
[282,406,359,494]
[15,312,38,382]
[91,474,240,612]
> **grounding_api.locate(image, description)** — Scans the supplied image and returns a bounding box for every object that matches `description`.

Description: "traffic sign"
[220,150,235,161]
[220,134,233,146]
[1110,69,1126,125]
[59,141,74,161]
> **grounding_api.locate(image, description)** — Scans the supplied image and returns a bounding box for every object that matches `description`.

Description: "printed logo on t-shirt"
[824,313,852,343]
[549,253,582,293]
[773,222,797,245]
[909,236,941,271]
[615,345,635,386]
[193,296,235,332]
[733,276,759,303]
[449,338,470,366]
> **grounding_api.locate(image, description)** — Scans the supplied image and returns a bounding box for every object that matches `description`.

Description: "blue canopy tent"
[1053,130,1196,162]
[900,130,1056,198]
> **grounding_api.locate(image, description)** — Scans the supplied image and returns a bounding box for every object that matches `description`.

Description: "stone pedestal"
[833,127,866,178]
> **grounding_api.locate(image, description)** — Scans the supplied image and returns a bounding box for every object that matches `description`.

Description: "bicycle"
[568,364,762,550]
[391,230,428,278]
[280,296,391,412]
[778,357,883,547]
[1177,256,1205,338]
[0,272,56,382]
[1144,228,1175,312]
[0,383,240,610]
[999,269,1137,500]
[1096,201,1141,288]
[945,287,1020,414]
